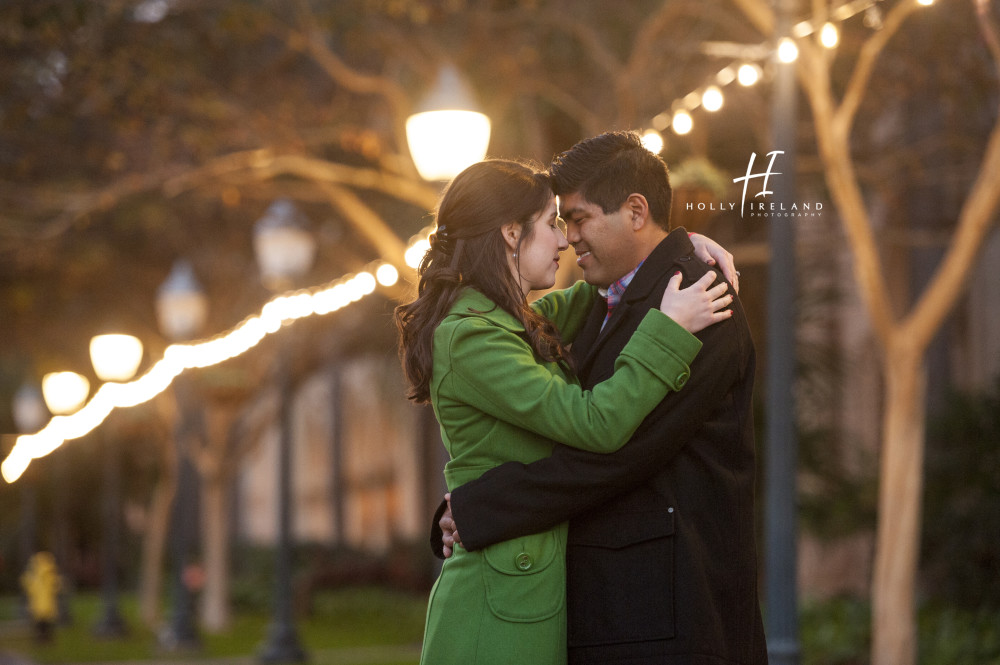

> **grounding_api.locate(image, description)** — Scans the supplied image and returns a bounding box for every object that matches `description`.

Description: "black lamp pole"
[160,374,202,651]
[13,383,45,621]
[765,1,801,664]
[258,340,306,664]
[93,430,127,637]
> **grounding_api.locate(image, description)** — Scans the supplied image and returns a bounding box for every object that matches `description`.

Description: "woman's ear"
[500,222,522,251]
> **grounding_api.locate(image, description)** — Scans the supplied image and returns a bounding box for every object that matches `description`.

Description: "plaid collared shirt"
[598,258,646,331]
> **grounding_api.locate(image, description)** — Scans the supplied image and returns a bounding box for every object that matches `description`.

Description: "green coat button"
[675,371,689,388]
[515,552,533,571]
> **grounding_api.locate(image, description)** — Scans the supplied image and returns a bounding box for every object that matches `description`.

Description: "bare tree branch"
[975,0,1000,84]
[284,6,416,174]
[838,0,920,134]
[0,151,439,244]
[813,111,899,344]
[619,3,697,126]
[728,0,775,36]
[316,181,415,280]
[903,1,1000,350]
[220,153,440,210]
[531,8,623,80]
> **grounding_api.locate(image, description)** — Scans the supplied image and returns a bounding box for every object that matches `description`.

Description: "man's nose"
[565,222,581,244]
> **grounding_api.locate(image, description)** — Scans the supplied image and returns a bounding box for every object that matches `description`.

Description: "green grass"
[0,588,428,665]
[7,592,998,665]
[799,597,1000,665]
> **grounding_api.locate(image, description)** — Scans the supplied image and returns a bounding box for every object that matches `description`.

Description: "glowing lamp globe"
[41,371,90,416]
[90,334,144,382]
[157,260,209,341]
[254,199,316,291]
[406,65,491,182]
[12,383,48,433]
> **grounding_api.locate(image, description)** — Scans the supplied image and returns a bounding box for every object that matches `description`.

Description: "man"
[434,131,767,664]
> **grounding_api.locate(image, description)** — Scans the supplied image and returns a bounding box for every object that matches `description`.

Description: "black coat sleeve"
[450,305,747,552]
[429,498,449,560]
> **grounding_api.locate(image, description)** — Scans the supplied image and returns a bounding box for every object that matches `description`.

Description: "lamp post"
[405,68,490,580]
[13,383,49,619]
[765,2,801,664]
[405,64,491,182]
[156,260,208,651]
[41,370,90,625]
[89,334,144,638]
[254,199,315,665]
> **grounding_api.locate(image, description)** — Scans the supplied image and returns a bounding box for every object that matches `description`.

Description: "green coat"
[419,282,702,665]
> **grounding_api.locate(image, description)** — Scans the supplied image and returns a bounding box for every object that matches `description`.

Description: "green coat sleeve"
[529,281,599,344]
[438,309,702,454]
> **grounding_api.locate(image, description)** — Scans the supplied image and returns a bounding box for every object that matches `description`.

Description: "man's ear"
[500,222,522,251]
[625,193,650,230]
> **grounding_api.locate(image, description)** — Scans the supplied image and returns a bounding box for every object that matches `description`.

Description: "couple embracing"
[395,130,768,665]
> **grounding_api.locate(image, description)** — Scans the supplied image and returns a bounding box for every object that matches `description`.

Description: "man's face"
[558,191,638,288]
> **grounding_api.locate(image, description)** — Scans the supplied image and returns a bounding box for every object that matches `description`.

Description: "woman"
[395,159,732,664]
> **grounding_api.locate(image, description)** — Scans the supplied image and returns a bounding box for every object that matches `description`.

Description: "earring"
[513,250,518,260]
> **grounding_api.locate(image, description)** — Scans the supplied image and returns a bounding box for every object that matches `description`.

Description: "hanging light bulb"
[916,0,934,5]
[404,237,431,269]
[671,110,693,136]
[376,263,399,287]
[640,129,664,154]
[777,37,799,63]
[820,22,839,48]
[737,63,762,86]
[702,86,724,112]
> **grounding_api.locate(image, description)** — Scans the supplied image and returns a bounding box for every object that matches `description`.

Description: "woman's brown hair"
[394,159,572,403]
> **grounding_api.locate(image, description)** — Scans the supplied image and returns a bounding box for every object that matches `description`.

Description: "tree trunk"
[872,343,927,665]
[199,472,232,632]
[139,473,175,627]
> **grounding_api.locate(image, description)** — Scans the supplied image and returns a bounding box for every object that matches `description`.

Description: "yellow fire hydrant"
[21,551,61,643]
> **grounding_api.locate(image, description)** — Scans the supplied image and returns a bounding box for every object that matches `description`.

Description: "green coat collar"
[446,288,525,333]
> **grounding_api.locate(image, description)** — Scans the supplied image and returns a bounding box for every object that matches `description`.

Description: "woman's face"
[514,195,569,294]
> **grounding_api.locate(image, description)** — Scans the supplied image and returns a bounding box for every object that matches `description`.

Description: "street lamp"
[89,334,144,638]
[13,383,49,619]
[405,67,491,583]
[156,259,208,652]
[405,64,491,181]
[41,370,89,626]
[254,199,315,665]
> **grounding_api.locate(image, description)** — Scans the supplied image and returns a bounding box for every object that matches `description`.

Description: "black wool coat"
[446,229,768,665]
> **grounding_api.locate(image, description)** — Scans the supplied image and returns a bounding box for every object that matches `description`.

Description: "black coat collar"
[573,228,694,378]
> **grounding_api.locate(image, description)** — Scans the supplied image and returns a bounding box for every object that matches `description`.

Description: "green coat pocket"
[482,528,565,623]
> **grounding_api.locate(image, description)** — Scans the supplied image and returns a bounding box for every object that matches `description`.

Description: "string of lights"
[1,234,435,485]
[637,0,935,153]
